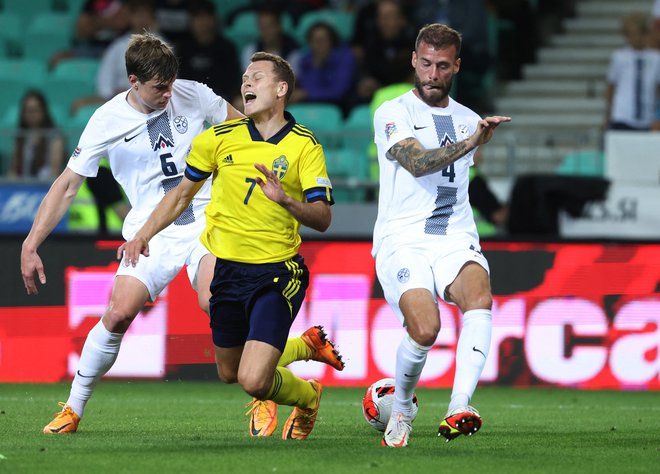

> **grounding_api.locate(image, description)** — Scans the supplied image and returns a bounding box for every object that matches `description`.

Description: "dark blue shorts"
[209,255,309,352]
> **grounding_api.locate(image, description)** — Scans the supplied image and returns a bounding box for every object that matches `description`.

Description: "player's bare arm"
[254,162,331,232]
[117,176,205,265]
[389,115,511,178]
[21,168,86,295]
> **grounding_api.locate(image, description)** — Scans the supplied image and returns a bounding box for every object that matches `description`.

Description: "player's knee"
[103,306,137,333]
[464,293,492,312]
[216,364,238,384]
[239,375,271,400]
[408,324,439,346]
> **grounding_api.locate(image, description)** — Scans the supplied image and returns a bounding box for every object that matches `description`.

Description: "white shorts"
[375,235,489,324]
[116,225,211,302]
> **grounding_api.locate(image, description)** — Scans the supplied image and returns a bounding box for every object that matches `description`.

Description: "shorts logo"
[173,115,188,134]
[397,268,410,283]
[385,122,397,141]
[273,155,288,179]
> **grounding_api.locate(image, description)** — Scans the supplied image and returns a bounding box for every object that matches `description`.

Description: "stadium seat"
[341,104,372,154]
[0,59,48,86]
[325,149,368,203]
[212,0,252,22]
[3,0,55,23]
[287,103,343,149]
[225,10,295,47]
[71,104,99,130]
[28,12,76,36]
[295,9,355,44]
[43,76,97,115]
[23,33,72,62]
[53,0,87,15]
[556,150,604,177]
[52,58,101,83]
[0,78,31,113]
[0,13,21,57]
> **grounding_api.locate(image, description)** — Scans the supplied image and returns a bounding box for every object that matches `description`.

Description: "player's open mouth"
[244,92,256,104]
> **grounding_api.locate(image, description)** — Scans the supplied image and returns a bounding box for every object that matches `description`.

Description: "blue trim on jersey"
[247,111,296,144]
[185,164,212,182]
[305,186,333,204]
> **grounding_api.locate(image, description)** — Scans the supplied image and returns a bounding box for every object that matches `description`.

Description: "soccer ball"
[362,378,419,432]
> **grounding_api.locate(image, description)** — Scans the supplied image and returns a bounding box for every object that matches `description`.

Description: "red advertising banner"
[1,241,659,389]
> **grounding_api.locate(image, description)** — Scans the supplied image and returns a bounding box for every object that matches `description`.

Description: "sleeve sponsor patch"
[385,122,397,141]
[316,177,332,187]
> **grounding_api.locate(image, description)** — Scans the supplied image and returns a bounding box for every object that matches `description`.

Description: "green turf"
[1,382,658,473]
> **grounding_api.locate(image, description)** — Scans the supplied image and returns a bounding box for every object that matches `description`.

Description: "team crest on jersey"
[397,268,410,283]
[272,155,288,179]
[173,115,188,134]
[385,122,397,141]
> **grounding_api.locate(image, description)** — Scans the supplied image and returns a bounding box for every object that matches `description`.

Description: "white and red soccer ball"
[362,378,419,431]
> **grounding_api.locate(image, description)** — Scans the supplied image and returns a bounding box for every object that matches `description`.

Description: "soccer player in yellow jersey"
[119,52,334,440]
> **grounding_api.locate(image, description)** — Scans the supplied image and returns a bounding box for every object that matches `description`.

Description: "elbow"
[316,212,332,233]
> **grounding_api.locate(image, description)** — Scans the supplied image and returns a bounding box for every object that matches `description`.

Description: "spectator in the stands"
[49,0,129,69]
[352,0,416,104]
[240,6,301,71]
[71,0,161,113]
[8,90,66,181]
[605,13,660,131]
[176,0,242,102]
[290,21,357,113]
[155,0,192,45]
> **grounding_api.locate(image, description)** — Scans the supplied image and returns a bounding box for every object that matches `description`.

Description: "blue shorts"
[209,255,309,352]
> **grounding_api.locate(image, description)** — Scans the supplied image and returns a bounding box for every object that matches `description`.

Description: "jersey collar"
[247,111,295,144]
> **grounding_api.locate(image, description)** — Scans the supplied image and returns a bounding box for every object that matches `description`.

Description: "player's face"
[130,76,175,112]
[241,61,286,117]
[412,41,460,107]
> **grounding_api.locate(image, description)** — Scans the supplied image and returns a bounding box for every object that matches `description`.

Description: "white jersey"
[372,91,480,257]
[67,79,229,240]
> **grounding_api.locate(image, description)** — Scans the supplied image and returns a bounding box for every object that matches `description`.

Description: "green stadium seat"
[225,10,295,47]
[324,149,368,203]
[28,12,76,35]
[0,59,48,86]
[342,104,372,154]
[53,0,87,14]
[287,103,343,149]
[212,0,252,23]
[295,9,355,44]
[43,76,97,115]
[0,78,31,113]
[557,150,604,177]
[4,0,55,23]
[23,33,72,62]
[71,104,99,129]
[0,13,21,56]
[52,58,100,83]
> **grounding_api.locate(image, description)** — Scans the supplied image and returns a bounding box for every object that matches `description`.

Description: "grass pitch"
[1,382,658,473]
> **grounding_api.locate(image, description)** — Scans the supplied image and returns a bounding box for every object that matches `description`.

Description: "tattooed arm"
[388,115,511,178]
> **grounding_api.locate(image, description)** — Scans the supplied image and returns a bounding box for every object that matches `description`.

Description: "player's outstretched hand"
[117,236,150,268]
[474,115,511,146]
[254,162,286,204]
[21,247,46,295]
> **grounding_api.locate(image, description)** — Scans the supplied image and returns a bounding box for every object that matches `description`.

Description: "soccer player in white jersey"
[372,23,510,448]
[21,33,343,435]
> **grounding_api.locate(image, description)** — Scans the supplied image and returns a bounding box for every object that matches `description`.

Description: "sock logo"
[472,347,486,358]
[76,370,95,378]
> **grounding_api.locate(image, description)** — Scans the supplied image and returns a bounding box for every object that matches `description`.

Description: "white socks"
[392,335,432,416]
[66,320,124,418]
[449,309,492,412]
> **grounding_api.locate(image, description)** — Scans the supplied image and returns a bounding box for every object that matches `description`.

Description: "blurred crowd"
[1,0,658,237]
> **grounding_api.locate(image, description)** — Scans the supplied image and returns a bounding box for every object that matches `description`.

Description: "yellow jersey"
[185,113,333,263]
